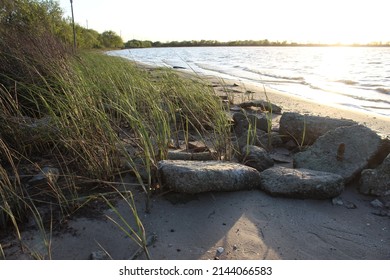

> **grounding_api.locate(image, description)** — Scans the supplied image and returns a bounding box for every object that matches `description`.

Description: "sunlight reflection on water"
[109,46,390,117]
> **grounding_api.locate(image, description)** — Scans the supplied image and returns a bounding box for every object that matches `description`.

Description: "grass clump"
[0,47,230,258]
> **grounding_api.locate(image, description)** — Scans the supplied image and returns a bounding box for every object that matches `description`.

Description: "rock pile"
[157,100,390,200]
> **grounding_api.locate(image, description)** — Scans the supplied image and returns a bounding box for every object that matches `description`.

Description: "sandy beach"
[2,72,389,260]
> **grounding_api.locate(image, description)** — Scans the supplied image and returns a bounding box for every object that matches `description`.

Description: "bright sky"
[58,0,389,44]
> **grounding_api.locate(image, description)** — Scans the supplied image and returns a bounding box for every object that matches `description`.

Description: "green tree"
[100,30,123,48]
[75,25,101,49]
[0,0,72,115]
[1,0,65,35]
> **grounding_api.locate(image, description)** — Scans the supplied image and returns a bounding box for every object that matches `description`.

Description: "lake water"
[108,46,390,117]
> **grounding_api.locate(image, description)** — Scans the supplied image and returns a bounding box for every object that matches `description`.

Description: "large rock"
[293,125,383,183]
[259,166,344,199]
[279,112,357,145]
[233,112,269,136]
[158,160,262,193]
[360,153,390,196]
[239,145,274,172]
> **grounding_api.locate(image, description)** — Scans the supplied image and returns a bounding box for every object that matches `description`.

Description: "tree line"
[123,39,390,49]
[124,39,293,49]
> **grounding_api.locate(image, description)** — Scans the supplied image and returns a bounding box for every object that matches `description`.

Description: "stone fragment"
[332,197,344,206]
[216,247,224,255]
[344,201,357,209]
[370,199,384,208]
[90,251,110,260]
[158,160,262,193]
[259,166,344,199]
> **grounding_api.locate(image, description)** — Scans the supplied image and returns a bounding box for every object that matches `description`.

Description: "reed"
[0,49,230,258]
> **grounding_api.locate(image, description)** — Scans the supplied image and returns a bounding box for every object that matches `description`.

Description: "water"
[108,46,390,117]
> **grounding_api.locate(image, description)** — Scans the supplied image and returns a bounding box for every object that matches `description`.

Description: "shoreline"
[198,73,390,136]
[111,47,390,132]
[2,58,389,260]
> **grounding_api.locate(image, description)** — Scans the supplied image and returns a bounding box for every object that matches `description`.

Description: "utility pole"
[70,0,77,50]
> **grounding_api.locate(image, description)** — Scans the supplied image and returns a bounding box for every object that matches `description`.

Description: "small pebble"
[90,251,109,260]
[216,247,224,255]
[332,197,344,206]
[345,201,357,209]
[370,199,384,208]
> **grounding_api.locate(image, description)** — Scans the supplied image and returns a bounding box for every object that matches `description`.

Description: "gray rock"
[269,148,293,163]
[167,150,216,161]
[28,167,59,186]
[332,197,344,206]
[238,100,282,114]
[293,125,383,183]
[344,201,357,209]
[360,153,390,196]
[158,160,262,193]
[237,129,283,150]
[90,251,110,260]
[233,112,270,136]
[279,112,357,146]
[240,145,274,172]
[370,199,384,208]
[216,247,225,254]
[259,166,344,199]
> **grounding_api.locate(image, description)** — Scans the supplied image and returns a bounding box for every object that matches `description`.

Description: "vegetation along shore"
[0,0,389,259]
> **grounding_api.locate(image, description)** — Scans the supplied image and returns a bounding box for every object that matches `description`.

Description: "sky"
[58,0,389,44]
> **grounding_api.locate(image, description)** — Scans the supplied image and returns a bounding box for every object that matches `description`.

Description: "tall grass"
[0,48,230,257]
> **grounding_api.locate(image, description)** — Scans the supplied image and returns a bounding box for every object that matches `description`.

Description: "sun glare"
[317,48,350,78]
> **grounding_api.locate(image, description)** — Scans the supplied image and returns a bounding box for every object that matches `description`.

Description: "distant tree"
[142,40,152,48]
[125,39,153,48]
[100,30,123,48]
[152,41,162,47]
[125,39,140,48]
[76,26,101,49]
